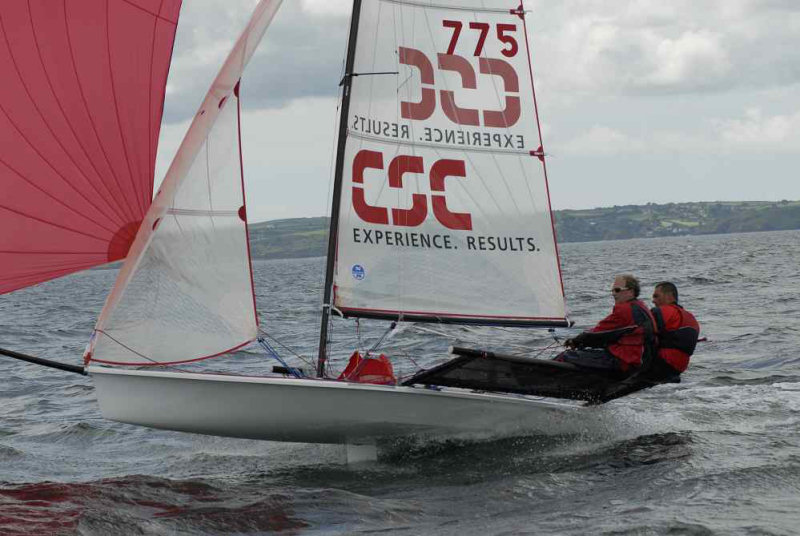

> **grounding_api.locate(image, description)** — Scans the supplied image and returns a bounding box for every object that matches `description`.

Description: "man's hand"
[565,333,587,349]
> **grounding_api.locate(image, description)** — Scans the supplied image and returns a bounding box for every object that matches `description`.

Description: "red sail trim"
[88,335,255,367]
[236,86,260,328]
[520,2,566,298]
[339,305,567,322]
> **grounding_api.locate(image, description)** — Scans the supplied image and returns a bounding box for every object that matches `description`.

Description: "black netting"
[403,347,679,403]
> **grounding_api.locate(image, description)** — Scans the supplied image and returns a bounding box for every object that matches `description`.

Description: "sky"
[154,0,800,223]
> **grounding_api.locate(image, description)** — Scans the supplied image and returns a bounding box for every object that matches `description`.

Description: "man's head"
[652,281,678,307]
[611,274,640,304]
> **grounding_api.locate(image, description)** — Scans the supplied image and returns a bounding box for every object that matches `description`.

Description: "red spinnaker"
[0,0,182,294]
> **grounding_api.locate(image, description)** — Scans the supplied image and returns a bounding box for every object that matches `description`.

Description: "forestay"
[332,0,567,326]
[86,0,283,366]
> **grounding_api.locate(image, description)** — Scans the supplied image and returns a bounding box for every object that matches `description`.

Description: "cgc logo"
[399,21,522,128]
[351,150,472,231]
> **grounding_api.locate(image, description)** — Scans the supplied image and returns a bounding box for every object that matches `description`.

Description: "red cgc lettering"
[352,150,389,225]
[388,155,427,227]
[438,53,480,126]
[479,58,520,127]
[429,159,473,231]
[351,150,472,231]
[399,47,436,121]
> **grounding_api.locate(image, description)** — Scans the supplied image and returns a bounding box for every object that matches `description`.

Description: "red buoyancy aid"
[652,304,700,373]
[586,299,657,370]
[338,351,397,385]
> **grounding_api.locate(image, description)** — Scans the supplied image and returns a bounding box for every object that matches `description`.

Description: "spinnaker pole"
[0,346,86,376]
[316,0,364,377]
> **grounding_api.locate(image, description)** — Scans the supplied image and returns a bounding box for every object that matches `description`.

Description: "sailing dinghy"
[1,0,676,449]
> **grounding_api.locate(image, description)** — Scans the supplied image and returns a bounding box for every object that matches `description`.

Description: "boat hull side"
[89,367,595,444]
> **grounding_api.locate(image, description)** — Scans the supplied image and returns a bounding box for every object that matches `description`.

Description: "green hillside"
[555,200,800,242]
[247,201,800,259]
[248,217,328,259]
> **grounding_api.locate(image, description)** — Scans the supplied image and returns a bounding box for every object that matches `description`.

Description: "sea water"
[1,230,799,535]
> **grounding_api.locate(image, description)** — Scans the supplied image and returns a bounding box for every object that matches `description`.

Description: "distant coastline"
[247,200,800,260]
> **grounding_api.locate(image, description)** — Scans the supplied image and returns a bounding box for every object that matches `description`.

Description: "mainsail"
[329,0,567,326]
[85,1,284,365]
[0,0,181,294]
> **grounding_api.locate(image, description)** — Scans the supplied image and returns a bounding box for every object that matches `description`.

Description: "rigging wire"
[399,351,425,374]
[257,327,315,370]
[257,337,304,378]
[408,323,563,356]
[365,321,398,356]
[356,318,363,351]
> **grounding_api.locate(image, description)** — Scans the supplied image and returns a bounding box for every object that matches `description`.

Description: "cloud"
[301,0,351,16]
[715,108,800,150]
[162,1,349,123]
[558,126,647,156]
[642,30,731,88]
[553,106,800,157]
[528,0,800,96]
[150,1,800,216]
[158,1,800,125]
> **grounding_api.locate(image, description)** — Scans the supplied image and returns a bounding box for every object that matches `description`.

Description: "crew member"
[556,274,656,373]
[650,281,700,375]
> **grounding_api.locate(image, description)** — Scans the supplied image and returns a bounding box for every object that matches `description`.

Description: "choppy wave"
[2,230,800,534]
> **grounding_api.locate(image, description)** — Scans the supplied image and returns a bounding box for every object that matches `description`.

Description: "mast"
[317,0,364,377]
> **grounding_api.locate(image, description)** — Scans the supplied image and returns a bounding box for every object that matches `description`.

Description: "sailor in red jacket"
[650,282,700,374]
[556,274,657,374]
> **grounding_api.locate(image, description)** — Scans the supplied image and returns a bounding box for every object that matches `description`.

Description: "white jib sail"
[86,0,283,365]
[333,0,567,325]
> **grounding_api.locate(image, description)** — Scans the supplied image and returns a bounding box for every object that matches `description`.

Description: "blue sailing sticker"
[351,264,365,280]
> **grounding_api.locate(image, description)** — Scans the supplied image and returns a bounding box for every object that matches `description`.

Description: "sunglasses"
[611,287,629,293]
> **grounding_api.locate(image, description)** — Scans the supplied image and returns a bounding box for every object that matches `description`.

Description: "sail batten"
[347,129,533,154]
[331,0,567,325]
[378,0,515,14]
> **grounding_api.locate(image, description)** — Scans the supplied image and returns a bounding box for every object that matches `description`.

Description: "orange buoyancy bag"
[338,351,397,385]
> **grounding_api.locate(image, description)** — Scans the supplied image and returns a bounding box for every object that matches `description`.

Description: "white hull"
[88,367,596,444]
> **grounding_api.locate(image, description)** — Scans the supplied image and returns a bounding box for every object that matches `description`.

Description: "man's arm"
[570,326,637,348]
[566,305,635,348]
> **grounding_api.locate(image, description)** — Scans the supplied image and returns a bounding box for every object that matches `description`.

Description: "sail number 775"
[443,20,518,57]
